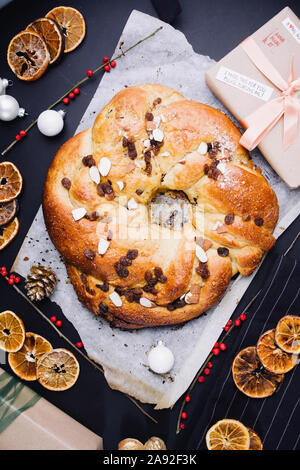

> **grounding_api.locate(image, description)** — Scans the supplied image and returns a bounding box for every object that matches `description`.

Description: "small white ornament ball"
[37,110,65,137]
[0,94,25,121]
[0,78,10,95]
[148,341,174,374]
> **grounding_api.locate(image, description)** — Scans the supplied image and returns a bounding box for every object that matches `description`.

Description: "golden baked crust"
[43,84,278,328]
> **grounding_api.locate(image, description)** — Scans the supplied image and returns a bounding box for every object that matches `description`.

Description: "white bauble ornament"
[148,341,174,374]
[0,94,25,121]
[37,110,65,137]
[0,78,12,95]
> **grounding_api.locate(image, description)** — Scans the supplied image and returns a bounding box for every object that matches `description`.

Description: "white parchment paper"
[13,11,300,409]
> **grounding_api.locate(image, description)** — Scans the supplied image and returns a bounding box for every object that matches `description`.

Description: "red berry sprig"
[63,56,116,105]
[1,268,21,285]
[0,265,160,424]
[63,88,80,105]
[1,267,7,277]
[176,291,261,434]
[2,26,163,157]
[15,130,27,141]
[1,267,87,353]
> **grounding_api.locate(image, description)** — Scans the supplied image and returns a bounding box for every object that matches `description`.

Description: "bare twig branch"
[2,277,158,424]
[1,26,163,156]
[176,289,262,434]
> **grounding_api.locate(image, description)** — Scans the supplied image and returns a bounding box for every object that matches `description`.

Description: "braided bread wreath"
[43,84,279,329]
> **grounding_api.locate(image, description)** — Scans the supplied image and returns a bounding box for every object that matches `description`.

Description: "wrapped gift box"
[206,6,300,189]
[0,368,102,450]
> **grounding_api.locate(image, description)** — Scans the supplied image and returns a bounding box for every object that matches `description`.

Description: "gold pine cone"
[25,265,57,301]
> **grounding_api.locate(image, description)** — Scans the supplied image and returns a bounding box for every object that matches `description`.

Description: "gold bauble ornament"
[144,436,167,450]
[118,438,145,450]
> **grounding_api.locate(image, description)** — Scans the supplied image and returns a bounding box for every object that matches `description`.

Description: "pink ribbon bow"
[239,37,300,151]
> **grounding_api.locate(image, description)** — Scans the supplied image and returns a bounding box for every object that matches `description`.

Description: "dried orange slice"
[8,332,52,381]
[0,199,18,227]
[0,311,25,353]
[257,329,297,374]
[247,427,263,450]
[232,346,284,398]
[206,419,250,450]
[0,217,19,250]
[7,30,50,81]
[275,315,300,354]
[37,348,80,391]
[0,162,23,203]
[27,18,64,64]
[46,6,86,53]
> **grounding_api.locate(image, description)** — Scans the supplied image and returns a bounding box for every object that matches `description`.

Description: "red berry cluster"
[223,314,247,332]
[1,267,20,284]
[223,319,232,332]
[212,340,227,356]
[50,315,63,328]
[15,130,27,141]
[86,56,116,80]
[1,266,7,277]
[101,56,117,72]
[63,87,80,105]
